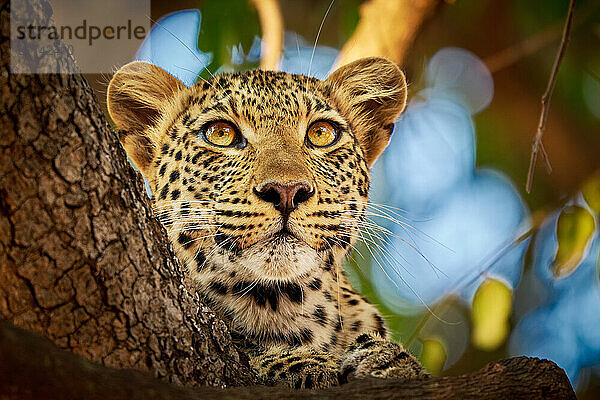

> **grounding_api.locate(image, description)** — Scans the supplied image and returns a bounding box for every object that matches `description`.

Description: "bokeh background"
[91,0,600,396]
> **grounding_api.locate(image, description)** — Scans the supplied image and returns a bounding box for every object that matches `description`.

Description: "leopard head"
[107,58,406,284]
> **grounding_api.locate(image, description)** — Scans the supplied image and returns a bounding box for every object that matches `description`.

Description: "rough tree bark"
[0,0,252,388]
[0,0,577,398]
[0,320,577,399]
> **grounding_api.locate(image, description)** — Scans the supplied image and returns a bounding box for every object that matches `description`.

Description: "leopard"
[106,57,428,389]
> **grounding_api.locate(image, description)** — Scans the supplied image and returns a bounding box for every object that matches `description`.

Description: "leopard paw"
[252,347,340,389]
[339,334,429,383]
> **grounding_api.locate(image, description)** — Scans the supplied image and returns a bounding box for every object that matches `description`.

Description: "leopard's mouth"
[262,216,307,243]
[235,222,320,281]
[272,225,297,239]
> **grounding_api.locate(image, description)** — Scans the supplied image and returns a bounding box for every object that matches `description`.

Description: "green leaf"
[552,205,596,278]
[420,338,447,376]
[197,0,261,79]
[581,173,600,215]
[338,0,361,43]
[471,278,512,351]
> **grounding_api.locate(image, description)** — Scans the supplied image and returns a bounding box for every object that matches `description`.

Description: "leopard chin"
[237,233,321,281]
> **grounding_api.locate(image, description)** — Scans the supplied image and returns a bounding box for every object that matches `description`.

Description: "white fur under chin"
[236,235,320,282]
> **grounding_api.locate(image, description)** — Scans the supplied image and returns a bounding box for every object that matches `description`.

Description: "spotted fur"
[107,58,427,389]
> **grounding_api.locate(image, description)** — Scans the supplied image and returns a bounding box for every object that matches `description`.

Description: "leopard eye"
[306,121,339,148]
[204,121,238,147]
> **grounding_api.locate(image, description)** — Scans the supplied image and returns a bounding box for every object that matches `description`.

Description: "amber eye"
[204,121,237,147]
[306,121,339,148]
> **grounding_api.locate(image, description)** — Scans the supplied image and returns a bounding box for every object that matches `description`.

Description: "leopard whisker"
[198,232,237,272]
[153,208,216,218]
[228,225,251,252]
[153,208,215,215]
[158,218,215,226]
[343,209,424,237]
[335,262,342,327]
[343,199,411,217]
[166,225,221,234]
[153,207,215,215]
[339,216,447,279]
[171,231,224,248]
[234,278,261,300]
[329,234,367,262]
[153,199,213,204]
[157,216,215,223]
[336,226,417,280]
[343,201,453,252]
[335,225,435,302]
[359,228,447,319]
[144,15,220,90]
[152,201,214,212]
[360,224,417,280]
[155,211,215,218]
[307,0,335,78]
[178,213,243,271]
[300,282,305,316]
[321,239,343,322]
[295,33,303,74]
[340,211,449,271]
[333,224,453,323]
[355,228,399,290]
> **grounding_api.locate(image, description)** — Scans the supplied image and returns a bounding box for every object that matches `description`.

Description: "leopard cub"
[107,56,428,389]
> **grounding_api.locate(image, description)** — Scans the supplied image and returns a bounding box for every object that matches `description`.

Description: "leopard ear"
[107,61,185,175]
[326,57,407,167]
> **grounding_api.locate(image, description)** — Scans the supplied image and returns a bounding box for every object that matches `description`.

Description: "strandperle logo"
[11,0,150,74]
[15,20,147,46]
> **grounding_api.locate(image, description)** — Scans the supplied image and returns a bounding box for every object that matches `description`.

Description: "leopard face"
[149,71,377,283]
[108,58,406,350]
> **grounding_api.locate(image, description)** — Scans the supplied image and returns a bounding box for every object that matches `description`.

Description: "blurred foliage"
[141,0,600,396]
[581,173,600,286]
[582,173,600,214]
[552,205,595,278]
[421,338,447,376]
[197,0,260,77]
[471,279,512,351]
[343,2,598,396]
[336,0,360,42]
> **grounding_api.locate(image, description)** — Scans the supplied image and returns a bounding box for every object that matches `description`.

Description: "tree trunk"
[0,0,252,388]
[0,0,577,398]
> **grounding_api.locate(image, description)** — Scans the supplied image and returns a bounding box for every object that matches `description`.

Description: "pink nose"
[254,181,314,216]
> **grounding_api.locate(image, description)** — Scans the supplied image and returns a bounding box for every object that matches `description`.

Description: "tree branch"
[335,0,441,68]
[250,0,284,70]
[526,0,576,193]
[0,319,576,399]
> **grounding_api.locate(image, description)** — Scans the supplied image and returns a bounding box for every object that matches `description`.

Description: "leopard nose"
[254,181,314,216]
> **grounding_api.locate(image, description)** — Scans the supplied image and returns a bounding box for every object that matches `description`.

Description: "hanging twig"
[485,0,597,73]
[250,0,284,70]
[526,0,576,194]
[485,25,563,74]
[334,0,441,68]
